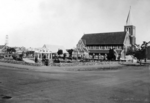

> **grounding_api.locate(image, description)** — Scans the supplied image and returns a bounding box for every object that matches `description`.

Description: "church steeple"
[124,7,136,45]
[126,6,132,25]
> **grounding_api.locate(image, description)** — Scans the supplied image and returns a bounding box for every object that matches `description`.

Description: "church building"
[76,9,136,58]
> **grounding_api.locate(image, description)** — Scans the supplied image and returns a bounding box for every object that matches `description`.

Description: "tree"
[12,53,23,61]
[107,48,116,60]
[12,54,17,60]
[7,48,16,54]
[127,43,146,64]
[141,41,150,62]
[126,46,136,55]
[130,41,150,63]
[134,49,145,64]
[19,53,23,61]
[66,49,74,58]
[63,53,66,60]
[57,49,63,57]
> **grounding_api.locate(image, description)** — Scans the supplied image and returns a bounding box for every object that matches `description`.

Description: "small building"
[27,46,52,60]
[34,47,52,60]
[14,47,27,54]
[27,44,67,60]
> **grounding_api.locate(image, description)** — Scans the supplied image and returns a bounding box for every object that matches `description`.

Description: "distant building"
[26,44,67,59]
[77,9,136,58]
[14,47,27,54]
[42,44,67,53]
[0,45,7,54]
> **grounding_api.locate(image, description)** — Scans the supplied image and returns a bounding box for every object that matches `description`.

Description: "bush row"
[0,58,121,67]
[52,61,120,67]
[0,59,42,66]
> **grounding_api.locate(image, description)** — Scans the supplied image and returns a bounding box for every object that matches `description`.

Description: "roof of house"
[0,45,7,53]
[81,32,126,45]
[0,45,5,49]
[43,44,67,53]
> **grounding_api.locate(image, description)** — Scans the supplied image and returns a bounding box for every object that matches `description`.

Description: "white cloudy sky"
[0,0,149,48]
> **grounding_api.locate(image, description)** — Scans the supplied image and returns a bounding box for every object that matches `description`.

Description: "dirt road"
[0,65,149,103]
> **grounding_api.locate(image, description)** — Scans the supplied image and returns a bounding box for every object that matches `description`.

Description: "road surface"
[0,64,149,103]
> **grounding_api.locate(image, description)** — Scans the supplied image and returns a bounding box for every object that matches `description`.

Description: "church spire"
[126,6,132,25]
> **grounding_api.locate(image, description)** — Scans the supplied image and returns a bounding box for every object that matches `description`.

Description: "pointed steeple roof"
[126,7,132,25]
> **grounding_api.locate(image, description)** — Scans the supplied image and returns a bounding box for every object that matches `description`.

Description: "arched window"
[106,46,108,49]
[129,28,131,33]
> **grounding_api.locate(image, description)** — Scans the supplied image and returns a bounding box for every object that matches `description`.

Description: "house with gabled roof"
[0,45,7,54]
[76,9,136,58]
[43,44,67,53]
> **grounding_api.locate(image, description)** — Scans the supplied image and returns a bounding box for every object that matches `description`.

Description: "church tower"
[124,7,136,46]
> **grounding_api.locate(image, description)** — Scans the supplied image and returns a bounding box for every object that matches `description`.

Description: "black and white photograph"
[0,0,149,103]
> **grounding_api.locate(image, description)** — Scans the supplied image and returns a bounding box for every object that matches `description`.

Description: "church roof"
[81,32,126,45]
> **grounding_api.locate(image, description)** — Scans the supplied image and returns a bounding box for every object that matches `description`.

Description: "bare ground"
[0,64,149,103]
